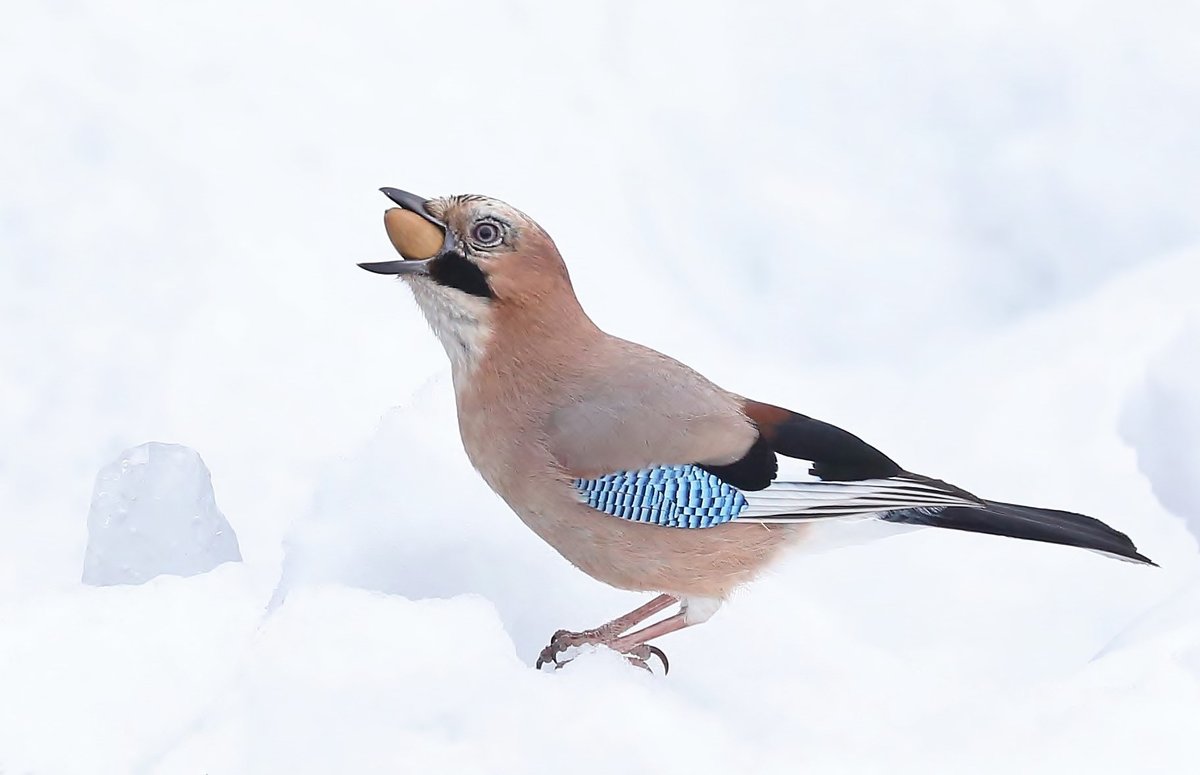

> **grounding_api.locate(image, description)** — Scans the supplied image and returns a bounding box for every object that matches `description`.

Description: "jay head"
[361,186,1154,675]
[360,187,581,379]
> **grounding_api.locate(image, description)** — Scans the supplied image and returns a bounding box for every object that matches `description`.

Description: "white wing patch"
[738,475,984,522]
[574,457,986,529]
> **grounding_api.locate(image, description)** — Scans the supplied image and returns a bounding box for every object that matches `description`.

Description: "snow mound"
[0,566,267,775]
[1122,324,1200,546]
[1,250,1197,774]
[271,373,634,659]
[82,442,241,586]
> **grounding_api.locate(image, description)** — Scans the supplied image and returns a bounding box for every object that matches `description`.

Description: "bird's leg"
[536,593,677,670]
[604,612,690,672]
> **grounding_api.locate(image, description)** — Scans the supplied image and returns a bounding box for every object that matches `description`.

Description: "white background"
[2,1,1199,772]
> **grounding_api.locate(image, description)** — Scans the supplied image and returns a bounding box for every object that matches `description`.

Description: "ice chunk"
[82,442,240,586]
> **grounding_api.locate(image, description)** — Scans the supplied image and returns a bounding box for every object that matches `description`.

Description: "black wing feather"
[698,434,777,491]
[744,400,903,480]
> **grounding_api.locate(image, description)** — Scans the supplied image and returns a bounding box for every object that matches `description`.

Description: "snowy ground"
[3,1,1200,773]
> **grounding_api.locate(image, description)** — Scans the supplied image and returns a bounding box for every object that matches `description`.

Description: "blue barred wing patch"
[574,465,748,528]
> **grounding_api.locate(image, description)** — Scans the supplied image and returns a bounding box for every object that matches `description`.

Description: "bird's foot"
[535,628,604,669]
[621,643,670,674]
[535,629,669,673]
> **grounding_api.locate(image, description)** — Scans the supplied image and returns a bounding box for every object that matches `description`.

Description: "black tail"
[882,500,1155,565]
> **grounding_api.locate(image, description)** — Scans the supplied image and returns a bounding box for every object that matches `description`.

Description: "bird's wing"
[734,399,985,520]
[543,341,765,481]
[573,463,982,527]
[550,366,984,528]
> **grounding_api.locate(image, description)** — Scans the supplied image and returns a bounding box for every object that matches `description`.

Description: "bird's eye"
[470,220,503,247]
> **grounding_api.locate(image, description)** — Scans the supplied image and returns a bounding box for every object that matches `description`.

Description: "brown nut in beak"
[384,207,444,260]
[360,188,456,276]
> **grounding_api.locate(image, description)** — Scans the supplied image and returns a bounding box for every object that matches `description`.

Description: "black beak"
[358,188,455,276]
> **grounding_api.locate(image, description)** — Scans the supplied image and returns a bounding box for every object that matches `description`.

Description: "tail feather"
[881,499,1155,565]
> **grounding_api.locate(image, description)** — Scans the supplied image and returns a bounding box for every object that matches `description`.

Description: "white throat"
[405,278,494,384]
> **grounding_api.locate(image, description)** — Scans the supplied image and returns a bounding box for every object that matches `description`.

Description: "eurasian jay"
[360,187,1153,672]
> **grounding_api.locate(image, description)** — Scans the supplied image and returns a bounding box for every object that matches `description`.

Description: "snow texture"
[3,0,1200,772]
[1122,327,1200,545]
[82,442,241,586]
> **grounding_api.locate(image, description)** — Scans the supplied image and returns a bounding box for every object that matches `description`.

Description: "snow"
[1122,326,1200,545]
[83,442,241,586]
[3,0,1200,772]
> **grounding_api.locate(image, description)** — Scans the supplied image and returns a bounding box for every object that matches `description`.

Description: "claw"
[646,644,670,674]
[536,644,566,671]
[537,628,670,675]
[536,629,592,670]
[621,643,669,675]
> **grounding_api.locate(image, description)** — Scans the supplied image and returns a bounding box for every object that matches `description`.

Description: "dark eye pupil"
[473,222,499,244]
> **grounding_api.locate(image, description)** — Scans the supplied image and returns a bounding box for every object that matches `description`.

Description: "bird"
[359,187,1154,673]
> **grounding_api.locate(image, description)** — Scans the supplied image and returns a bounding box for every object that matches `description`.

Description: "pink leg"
[607,612,690,655]
[536,594,678,671]
[603,613,692,673]
[591,593,677,638]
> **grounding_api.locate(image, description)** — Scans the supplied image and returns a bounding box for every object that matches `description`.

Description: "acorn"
[383,208,444,260]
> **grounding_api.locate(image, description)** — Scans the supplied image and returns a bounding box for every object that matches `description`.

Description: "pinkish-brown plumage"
[420,193,805,601]
[359,187,1152,672]
[459,323,806,600]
